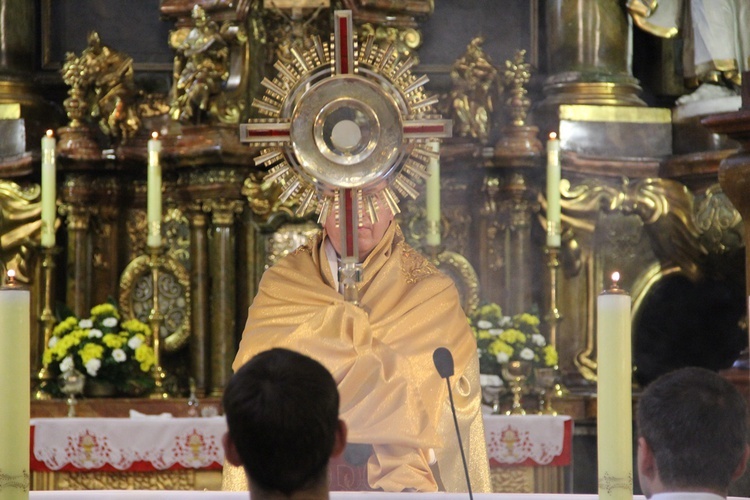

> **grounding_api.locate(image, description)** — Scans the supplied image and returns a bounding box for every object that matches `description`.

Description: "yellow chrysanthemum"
[103,333,125,349]
[135,345,155,372]
[476,329,491,340]
[42,349,53,366]
[543,345,558,367]
[72,329,89,340]
[499,328,526,345]
[122,319,150,336]
[52,316,78,337]
[477,303,502,319]
[514,313,540,327]
[79,343,104,364]
[487,339,513,357]
[91,303,119,319]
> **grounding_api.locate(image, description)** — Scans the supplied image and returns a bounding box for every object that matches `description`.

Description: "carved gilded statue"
[448,36,499,144]
[170,5,230,122]
[0,181,43,283]
[628,0,748,102]
[78,32,141,141]
[59,31,143,144]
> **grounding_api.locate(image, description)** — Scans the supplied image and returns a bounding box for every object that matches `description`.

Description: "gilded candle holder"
[148,246,169,399]
[35,245,59,400]
[501,360,532,415]
[545,245,569,397]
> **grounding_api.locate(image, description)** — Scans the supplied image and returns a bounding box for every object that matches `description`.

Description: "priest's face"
[325,201,393,262]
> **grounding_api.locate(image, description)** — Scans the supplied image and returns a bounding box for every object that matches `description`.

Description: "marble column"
[543,0,643,107]
[187,206,209,397]
[59,203,91,317]
[207,199,243,396]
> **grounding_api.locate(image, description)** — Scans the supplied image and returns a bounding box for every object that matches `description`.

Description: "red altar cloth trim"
[30,417,226,472]
[484,415,572,468]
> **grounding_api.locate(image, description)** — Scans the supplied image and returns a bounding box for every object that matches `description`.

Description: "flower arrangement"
[470,303,558,376]
[42,301,156,396]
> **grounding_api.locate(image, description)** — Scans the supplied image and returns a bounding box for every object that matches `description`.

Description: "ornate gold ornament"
[0,180,42,282]
[447,36,499,144]
[119,253,191,353]
[239,10,451,222]
[169,5,243,123]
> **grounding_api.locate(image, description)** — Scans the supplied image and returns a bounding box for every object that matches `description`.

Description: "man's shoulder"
[397,240,446,286]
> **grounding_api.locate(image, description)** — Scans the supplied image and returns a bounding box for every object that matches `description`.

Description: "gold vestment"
[223,223,490,493]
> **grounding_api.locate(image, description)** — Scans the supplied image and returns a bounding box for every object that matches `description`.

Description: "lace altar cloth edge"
[31,417,226,472]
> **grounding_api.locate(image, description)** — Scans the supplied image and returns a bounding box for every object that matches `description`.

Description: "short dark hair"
[637,366,748,491]
[223,348,340,495]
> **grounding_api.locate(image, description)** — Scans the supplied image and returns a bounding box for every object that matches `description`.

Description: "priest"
[222,202,490,493]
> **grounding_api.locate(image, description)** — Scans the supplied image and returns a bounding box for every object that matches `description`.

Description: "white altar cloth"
[484,415,571,466]
[31,417,226,471]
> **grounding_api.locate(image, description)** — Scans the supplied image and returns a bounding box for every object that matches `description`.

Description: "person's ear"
[637,436,656,481]
[331,420,348,458]
[731,444,750,481]
[222,432,243,467]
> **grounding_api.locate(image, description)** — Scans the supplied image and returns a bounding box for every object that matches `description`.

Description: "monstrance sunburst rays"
[240,10,450,304]
[239,10,451,225]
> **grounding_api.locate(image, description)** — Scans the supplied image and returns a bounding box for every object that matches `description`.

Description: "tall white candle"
[425,140,441,247]
[147,132,162,248]
[597,271,633,500]
[41,130,56,248]
[546,132,561,248]
[0,270,30,500]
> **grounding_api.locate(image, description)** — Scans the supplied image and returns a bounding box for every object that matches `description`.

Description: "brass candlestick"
[35,245,57,400]
[545,245,569,397]
[148,246,169,399]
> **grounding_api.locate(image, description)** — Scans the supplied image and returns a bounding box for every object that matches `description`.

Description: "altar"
[29,414,572,493]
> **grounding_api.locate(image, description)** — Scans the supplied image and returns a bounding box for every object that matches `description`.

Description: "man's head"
[222,348,347,497]
[637,366,749,497]
[324,201,394,262]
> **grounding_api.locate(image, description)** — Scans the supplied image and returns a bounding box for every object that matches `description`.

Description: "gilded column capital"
[58,203,91,231]
[203,199,245,225]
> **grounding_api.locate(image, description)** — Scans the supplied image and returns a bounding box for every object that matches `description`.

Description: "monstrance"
[240,10,451,303]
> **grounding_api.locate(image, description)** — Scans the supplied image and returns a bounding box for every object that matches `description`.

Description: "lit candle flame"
[7,270,15,279]
[549,132,557,140]
[6,269,16,285]
[151,131,159,140]
[611,271,620,286]
[46,129,54,138]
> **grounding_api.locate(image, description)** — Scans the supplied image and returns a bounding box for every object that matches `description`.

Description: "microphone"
[433,346,454,378]
[433,347,473,500]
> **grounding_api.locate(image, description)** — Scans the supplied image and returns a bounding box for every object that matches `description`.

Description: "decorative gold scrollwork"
[0,180,42,282]
[561,176,707,280]
[433,250,480,316]
[119,254,191,352]
[694,184,743,254]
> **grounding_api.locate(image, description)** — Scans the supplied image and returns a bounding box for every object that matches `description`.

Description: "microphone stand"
[442,375,474,499]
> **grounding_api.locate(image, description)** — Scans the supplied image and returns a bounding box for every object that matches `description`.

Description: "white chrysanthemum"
[480,374,503,387]
[519,347,535,360]
[112,349,127,363]
[48,336,59,348]
[499,316,513,328]
[102,317,118,328]
[532,334,546,346]
[496,352,510,363]
[88,329,103,339]
[85,358,101,376]
[476,320,493,329]
[128,336,143,350]
[79,319,93,328]
[59,356,74,373]
[488,328,504,336]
